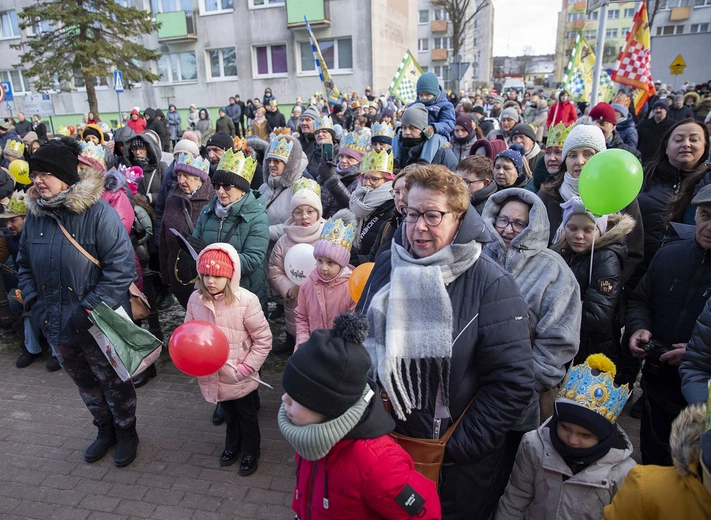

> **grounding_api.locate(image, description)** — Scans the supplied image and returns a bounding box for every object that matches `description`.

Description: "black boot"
[16,347,41,368]
[271,333,295,355]
[132,364,157,388]
[114,422,139,468]
[629,392,645,419]
[84,420,117,463]
[212,403,225,425]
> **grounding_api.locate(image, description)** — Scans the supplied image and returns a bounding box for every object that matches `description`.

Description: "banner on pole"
[562,33,614,103]
[388,51,424,105]
[304,16,340,106]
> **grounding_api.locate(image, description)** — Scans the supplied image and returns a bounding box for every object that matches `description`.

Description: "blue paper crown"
[80,141,105,162]
[175,152,210,173]
[313,115,334,132]
[341,132,369,153]
[266,137,295,162]
[372,122,394,138]
[319,218,356,251]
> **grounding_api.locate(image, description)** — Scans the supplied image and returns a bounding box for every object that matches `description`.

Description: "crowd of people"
[1,71,711,519]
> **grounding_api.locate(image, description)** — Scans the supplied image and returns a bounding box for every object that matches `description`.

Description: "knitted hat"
[495,145,524,176]
[282,313,371,418]
[470,138,508,161]
[301,105,321,121]
[401,103,429,133]
[313,217,356,267]
[589,102,617,125]
[29,138,80,186]
[510,123,536,143]
[562,124,606,161]
[560,196,609,235]
[500,107,520,123]
[197,248,234,279]
[206,131,233,151]
[381,109,395,119]
[173,138,200,156]
[652,99,669,111]
[455,115,474,134]
[493,96,505,105]
[472,104,486,116]
[290,179,323,218]
[174,152,210,182]
[81,124,104,145]
[611,103,629,119]
[416,71,440,97]
[370,123,394,146]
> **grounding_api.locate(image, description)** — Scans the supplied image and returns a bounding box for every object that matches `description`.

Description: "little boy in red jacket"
[279,313,441,519]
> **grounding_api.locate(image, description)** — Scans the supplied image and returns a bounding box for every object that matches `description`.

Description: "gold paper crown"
[269,99,278,106]
[372,122,394,138]
[217,149,257,183]
[5,140,24,156]
[266,137,294,163]
[313,116,334,132]
[273,127,292,136]
[320,218,356,251]
[361,150,394,174]
[55,126,70,136]
[292,178,321,197]
[557,354,631,423]
[341,132,368,153]
[2,190,27,216]
[546,122,572,149]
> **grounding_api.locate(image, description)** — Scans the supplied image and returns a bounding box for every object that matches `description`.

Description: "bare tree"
[647,0,663,27]
[518,45,535,84]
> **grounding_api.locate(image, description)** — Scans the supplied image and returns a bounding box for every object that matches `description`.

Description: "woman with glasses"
[319,131,365,218]
[482,187,581,484]
[348,149,396,265]
[357,164,535,519]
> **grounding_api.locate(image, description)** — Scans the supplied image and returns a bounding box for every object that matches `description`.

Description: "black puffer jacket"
[397,139,459,171]
[626,239,711,411]
[125,133,167,207]
[556,214,636,365]
[319,162,359,218]
[607,130,641,161]
[681,297,711,404]
[353,198,395,266]
[357,206,535,465]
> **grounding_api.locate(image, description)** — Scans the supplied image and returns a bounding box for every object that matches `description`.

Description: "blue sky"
[492,0,560,56]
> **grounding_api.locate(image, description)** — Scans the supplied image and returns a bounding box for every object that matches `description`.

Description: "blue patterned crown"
[557,354,631,423]
[292,177,321,197]
[319,218,356,251]
[313,116,334,132]
[341,132,368,153]
[372,122,394,138]
[80,141,105,163]
[266,137,294,163]
[175,152,209,174]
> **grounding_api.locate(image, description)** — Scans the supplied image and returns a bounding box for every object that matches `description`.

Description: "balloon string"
[225,362,274,389]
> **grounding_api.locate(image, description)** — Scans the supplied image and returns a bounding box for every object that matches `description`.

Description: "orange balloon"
[349,262,375,304]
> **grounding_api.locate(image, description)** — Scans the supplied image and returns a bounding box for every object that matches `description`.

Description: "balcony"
[431,48,448,61]
[286,0,330,29]
[669,6,691,21]
[431,19,447,33]
[156,11,197,42]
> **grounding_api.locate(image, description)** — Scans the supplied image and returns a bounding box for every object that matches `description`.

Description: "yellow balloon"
[348,262,375,304]
[9,160,31,185]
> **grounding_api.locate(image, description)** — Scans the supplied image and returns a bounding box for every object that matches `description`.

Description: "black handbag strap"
[180,198,195,235]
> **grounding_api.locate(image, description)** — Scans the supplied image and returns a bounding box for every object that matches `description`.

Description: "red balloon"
[169,320,230,377]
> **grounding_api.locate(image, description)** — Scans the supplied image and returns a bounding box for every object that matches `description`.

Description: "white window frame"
[253,43,288,78]
[694,0,711,6]
[608,9,620,18]
[568,12,584,22]
[566,31,576,39]
[623,8,635,17]
[206,47,238,81]
[691,22,710,31]
[585,29,597,39]
[0,69,31,95]
[605,28,618,38]
[0,10,20,39]
[587,10,598,20]
[418,38,429,52]
[418,10,429,24]
[434,8,449,21]
[200,0,233,16]
[622,27,630,37]
[157,51,199,84]
[249,0,284,10]
[72,71,110,92]
[296,38,352,76]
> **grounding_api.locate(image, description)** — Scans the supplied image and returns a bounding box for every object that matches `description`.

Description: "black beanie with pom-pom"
[282,313,371,418]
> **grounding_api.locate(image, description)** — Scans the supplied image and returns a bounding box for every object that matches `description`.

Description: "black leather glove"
[316,160,336,183]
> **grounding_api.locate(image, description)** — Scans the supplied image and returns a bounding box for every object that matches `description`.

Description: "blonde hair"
[403,164,470,215]
[196,275,237,306]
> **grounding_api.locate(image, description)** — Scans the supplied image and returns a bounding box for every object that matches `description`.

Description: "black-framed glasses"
[462,178,486,187]
[402,207,450,227]
[29,172,53,181]
[212,182,235,191]
[494,216,528,233]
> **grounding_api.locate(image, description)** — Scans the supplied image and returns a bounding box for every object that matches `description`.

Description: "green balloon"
[578,149,643,215]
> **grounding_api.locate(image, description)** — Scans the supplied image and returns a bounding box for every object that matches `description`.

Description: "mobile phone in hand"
[322,143,334,162]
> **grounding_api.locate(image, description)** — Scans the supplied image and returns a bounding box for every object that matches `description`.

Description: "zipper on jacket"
[217,217,225,242]
[323,455,329,510]
[433,418,441,439]
[306,460,319,520]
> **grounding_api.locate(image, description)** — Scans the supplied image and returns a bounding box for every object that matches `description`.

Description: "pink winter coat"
[294,267,355,349]
[185,243,272,404]
[267,217,325,336]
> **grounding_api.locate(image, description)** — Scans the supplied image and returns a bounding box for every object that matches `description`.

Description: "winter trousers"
[640,394,677,467]
[53,333,137,430]
[221,390,260,457]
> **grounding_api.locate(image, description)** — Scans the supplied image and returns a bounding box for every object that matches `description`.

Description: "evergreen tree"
[13,0,161,120]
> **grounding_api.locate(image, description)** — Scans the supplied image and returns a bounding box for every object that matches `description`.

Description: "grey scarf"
[278,385,374,461]
[364,236,482,420]
[37,188,71,209]
[214,194,245,219]
[349,181,393,220]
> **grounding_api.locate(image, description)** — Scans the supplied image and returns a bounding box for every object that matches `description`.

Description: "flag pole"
[591,0,609,108]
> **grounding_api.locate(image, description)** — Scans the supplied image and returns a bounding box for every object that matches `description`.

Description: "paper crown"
[557,354,631,423]
[292,177,321,197]
[1,190,27,217]
[117,164,144,185]
[266,137,294,163]
[4,140,24,156]
[175,151,209,174]
[546,122,572,149]
[273,127,292,136]
[80,141,105,163]
[319,218,356,251]
[217,149,257,183]
[269,99,278,106]
[341,132,368,153]
[313,116,334,132]
[55,126,70,136]
[372,122,394,139]
[361,149,394,174]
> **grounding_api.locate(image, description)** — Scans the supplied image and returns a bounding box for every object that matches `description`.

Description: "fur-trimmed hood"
[26,166,105,217]
[671,403,706,477]
[554,212,636,253]
[261,134,308,187]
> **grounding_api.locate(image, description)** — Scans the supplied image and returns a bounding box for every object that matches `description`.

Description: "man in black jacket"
[627,185,711,466]
[589,102,642,160]
[637,100,675,164]
[14,112,32,138]
[234,94,247,137]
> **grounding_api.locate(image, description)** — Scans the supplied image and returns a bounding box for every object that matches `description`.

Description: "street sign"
[586,0,607,14]
[0,81,13,101]
[669,54,686,75]
[114,70,124,93]
[3,101,15,112]
[21,94,55,117]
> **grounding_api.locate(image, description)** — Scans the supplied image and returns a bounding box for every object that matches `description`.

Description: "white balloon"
[284,243,317,286]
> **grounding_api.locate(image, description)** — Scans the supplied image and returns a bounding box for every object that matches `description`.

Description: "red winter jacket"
[547,101,578,127]
[127,110,147,134]
[292,435,441,519]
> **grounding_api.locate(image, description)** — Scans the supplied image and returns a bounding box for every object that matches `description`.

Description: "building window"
[419,10,428,23]
[157,52,197,83]
[203,0,233,14]
[25,19,53,37]
[568,12,584,22]
[586,11,598,20]
[622,27,630,37]
[473,37,477,47]
[694,0,711,6]
[624,8,635,17]
[255,44,287,76]
[434,37,453,50]
[608,9,619,18]
[657,24,685,34]
[585,29,597,39]
[250,0,284,7]
[421,66,428,72]
[566,31,576,39]
[434,8,449,21]
[605,28,618,38]
[434,65,446,79]
[691,22,710,32]
[418,38,429,52]
[0,70,30,94]
[207,47,237,79]
[0,10,20,39]
[298,37,352,74]
[151,0,191,13]
[474,19,478,28]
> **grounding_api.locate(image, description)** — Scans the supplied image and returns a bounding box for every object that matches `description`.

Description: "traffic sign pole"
[114,71,124,128]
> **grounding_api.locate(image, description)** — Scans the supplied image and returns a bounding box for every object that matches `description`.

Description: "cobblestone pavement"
[0,302,642,519]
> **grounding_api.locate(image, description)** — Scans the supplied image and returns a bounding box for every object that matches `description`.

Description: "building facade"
[416,0,494,92]
[493,54,555,87]
[0,0,417,123]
